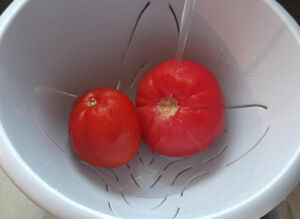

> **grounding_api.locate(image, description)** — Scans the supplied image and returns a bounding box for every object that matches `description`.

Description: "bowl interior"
[1,0,300,218]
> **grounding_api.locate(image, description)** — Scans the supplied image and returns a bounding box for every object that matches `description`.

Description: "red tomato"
[135,59,224,157]
[69,88,141,167]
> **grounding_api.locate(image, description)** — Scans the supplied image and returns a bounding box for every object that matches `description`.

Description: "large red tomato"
[69,87,141,167]
[135,59,224,157]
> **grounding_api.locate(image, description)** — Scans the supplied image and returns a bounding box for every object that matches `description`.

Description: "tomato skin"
[136,59,224,157]
[69,88,141,167]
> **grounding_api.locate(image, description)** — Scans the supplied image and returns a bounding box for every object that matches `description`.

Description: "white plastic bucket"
[0,0,300,218]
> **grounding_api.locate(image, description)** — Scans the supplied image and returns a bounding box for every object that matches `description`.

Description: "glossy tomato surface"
[69,88,141,167]
[136,59,224,157]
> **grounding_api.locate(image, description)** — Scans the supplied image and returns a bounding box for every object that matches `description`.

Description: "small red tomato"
[136,59,224,157]
[69,87,141,167]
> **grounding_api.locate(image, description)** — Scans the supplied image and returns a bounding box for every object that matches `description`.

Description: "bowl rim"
[0,0,299,218]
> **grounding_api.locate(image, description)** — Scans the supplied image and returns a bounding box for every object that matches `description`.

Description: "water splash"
[175,0,195,68]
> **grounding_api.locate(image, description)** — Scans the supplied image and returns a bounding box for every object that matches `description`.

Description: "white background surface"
[0,168,54,219]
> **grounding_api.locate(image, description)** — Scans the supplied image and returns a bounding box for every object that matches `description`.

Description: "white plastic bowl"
[0,0,300,218]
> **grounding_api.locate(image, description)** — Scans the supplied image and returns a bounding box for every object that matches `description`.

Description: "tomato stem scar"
[87,98,97,106]
[157,96,179,117]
